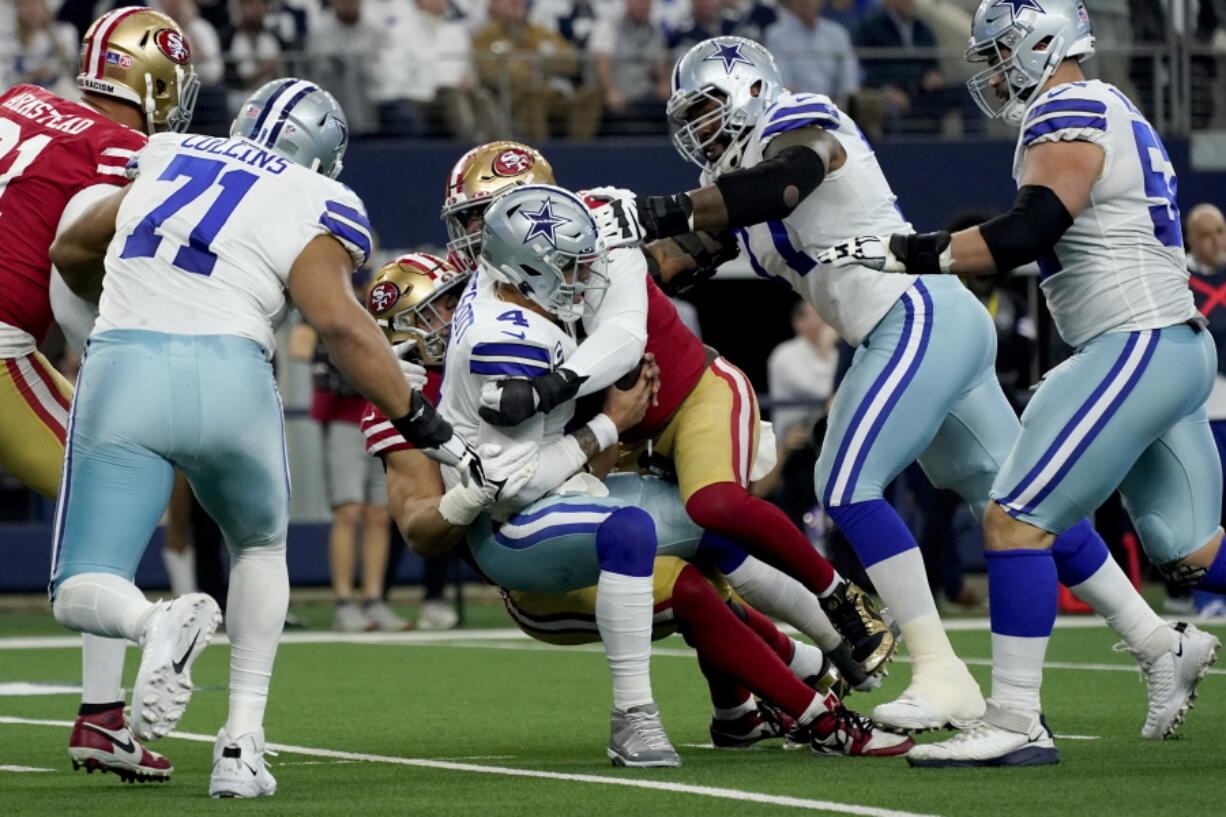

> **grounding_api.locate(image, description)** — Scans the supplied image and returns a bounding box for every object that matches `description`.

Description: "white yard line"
[0,717,943,817]
[0,764,54,772]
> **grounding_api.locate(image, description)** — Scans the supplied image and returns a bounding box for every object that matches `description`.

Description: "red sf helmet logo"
[492,148,534,177]
[368,281,400,314]
[154,29,191,65]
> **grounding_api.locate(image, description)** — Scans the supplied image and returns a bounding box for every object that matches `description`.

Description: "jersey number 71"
[121,154,258,276]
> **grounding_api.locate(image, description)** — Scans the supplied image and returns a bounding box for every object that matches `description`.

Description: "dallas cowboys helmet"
[231,78,349,178]
[479,185,609,324]
[966,0,1095,124]
[667,36,784,172]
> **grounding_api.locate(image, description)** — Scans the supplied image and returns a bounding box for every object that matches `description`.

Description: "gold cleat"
[819,581,897,676]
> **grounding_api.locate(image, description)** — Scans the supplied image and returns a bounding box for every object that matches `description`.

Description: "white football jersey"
[702,91,916,346]
[94,132,372,355]
[1012,80,1196,347]
[438,272,574,512]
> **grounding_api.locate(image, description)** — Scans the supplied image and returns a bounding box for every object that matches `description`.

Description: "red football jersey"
[361,370,444,457]
[0,84,147,343]
[635,274,708,435]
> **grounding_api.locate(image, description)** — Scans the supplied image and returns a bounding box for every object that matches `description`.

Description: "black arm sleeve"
[714,145,826,229]
[977,185,1074,272]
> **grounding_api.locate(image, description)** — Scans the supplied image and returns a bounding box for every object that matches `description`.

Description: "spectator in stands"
[225,0,285,111]
[159,0,224,85]
[723,0,779,43]
[473,0,602,140]
[416,0,504,141]
[3,0,78,97]
[1128,0,1219,129]
[822,0,876,31]
[855,0,977,135]
[668,0,738,55]
[764,0,859,104]
[530,0,601,53]
[767,300,838,446]
[590,0,671,134]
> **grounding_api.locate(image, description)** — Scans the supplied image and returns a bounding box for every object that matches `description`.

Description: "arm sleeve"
[568,248,648,397]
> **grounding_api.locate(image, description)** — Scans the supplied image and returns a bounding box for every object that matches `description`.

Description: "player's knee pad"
[595,506,656,577]
[1050,519,1109,587]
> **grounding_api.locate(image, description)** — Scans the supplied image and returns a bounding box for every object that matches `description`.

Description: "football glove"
[817,232,952,275]
[391,393,487,487]
[590,188,694,248]
[478,368,587,427]
[438,442,538,526]
[392,341,428,391]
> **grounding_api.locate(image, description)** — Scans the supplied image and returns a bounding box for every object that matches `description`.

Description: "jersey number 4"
[121,154,258,276]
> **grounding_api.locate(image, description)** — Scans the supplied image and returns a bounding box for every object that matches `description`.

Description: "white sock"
[54,573,156,643]
[990,633,1048,713]
[80,634,127,705]
[712,696,755,721]
[161,544,196,596]
[798,691,834,726]
[864,548,940,628]
[725,557,842,652]
[787,639,826,681]
[595,570,654,710]
[1070,560,1173,662]
[223,542,288,738]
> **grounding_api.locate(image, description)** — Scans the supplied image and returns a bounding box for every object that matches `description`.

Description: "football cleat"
[710,701,795,749]
[819,580,897,676]
[333,600,371,632]
[132,593,222,742]
[906,703,1059,768]
[822,643,882,695]
[416,599,460,631]
[608,703,682,767]
[801,706,915,757]
[209,728,277,798]
[1115,621,1221,740]
[363,600,412,632]
[871,654,986,732]
[68,703,173,783]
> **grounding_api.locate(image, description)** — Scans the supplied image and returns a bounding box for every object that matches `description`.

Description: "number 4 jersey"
[1012,80,1196,348]
[0,84,147,353]
[95,131,373,356]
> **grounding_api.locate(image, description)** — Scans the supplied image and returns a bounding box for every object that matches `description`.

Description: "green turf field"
[0,602,1221,817]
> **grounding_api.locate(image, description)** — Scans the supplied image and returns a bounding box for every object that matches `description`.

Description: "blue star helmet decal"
[702,41,754,75]
[991,0,1044,17]
[520,198,570,247]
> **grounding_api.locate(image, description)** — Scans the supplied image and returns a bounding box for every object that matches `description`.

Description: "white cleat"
[132,593,222,742]
[1116,621,1221,740]
[906,702,1059,768]
[209,728,277,798]
[871,658,985,731]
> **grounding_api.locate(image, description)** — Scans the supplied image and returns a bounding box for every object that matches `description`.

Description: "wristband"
[438,482,484,527]
[587,413,619,450]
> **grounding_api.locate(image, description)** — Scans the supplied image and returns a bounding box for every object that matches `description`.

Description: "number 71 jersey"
[1012,80,1195,348]
[95,131,373,356]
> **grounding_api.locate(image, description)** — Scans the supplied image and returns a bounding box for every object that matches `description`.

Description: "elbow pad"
[715,146,826,229]
[978,185,1073,272]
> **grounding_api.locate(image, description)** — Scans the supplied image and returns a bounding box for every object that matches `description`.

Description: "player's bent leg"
[0,351,71,498]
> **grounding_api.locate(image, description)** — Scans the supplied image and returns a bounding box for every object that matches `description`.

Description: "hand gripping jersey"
[0,85,146,351]
[702,91,916,346]
[95,132,373,355]
[1013,80,1196,347]
[361,370,444,457]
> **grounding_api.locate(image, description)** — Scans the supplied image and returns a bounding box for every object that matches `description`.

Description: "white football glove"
[437,442,539,526]
[816,233,953,275]
[816,235,904,272]
[393,341,428,390]
[589,189,648,249]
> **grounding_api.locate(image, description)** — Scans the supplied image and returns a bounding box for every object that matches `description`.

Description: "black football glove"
[478,368,588,427]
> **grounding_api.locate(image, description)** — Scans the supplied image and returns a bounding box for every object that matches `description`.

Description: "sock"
[723,556,843,652]
[686,482,838,597]
[80,634,127,705]
[798,692,836,725]
[1196,537,1226,594]
[787,640,826,681]
[712,695,756,721]
[672,565,817,719]
[53,573,156,643]
[596,570,654,710]
[736,602,797,661]
[224,542,288,738]
[161,544,196,596]
[986,549,1057,713]
[1055,520,1173,661]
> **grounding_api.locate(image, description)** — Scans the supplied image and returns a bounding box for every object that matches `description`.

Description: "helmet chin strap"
[142,73,157,135]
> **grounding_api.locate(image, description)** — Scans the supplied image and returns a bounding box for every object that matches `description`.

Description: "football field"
[0,603,1221,817]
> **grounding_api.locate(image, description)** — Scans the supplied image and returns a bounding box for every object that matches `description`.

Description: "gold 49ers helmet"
[440,141,555,273]
[367,253,470,365]
[77,7,198,135]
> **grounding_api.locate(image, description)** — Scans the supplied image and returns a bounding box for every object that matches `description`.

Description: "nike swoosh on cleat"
[83,723,137,754]
[244,762,259,777]
[1175,642,1184,657]
[172,630,201,674]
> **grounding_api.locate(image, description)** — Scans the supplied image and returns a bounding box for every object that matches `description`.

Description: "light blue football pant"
[993,324,1221,564]
[467,473,703,593]
[50,330,290,592]
[815,276,1019,519]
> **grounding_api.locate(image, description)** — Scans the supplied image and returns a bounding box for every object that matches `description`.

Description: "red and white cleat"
[807,706,916,757]
[68,704,173,783]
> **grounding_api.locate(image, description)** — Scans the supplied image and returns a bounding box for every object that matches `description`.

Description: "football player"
[595,34,1200,738]
[820,0,1221,766]
[447,140,894,684]
[360,248,914,759]
[0,6,195,782]
[46,78,482,797]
